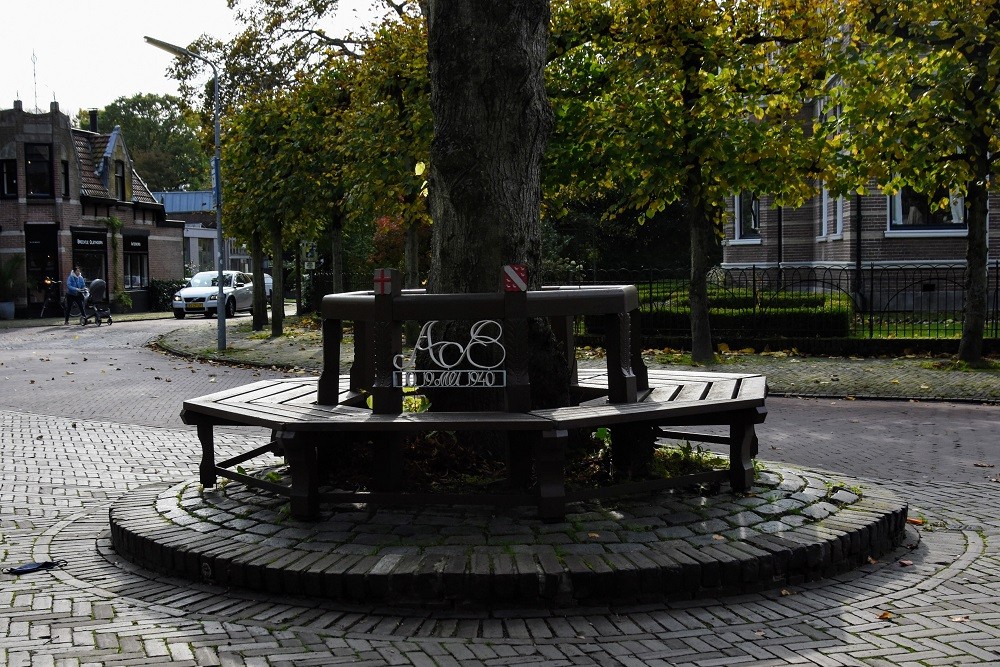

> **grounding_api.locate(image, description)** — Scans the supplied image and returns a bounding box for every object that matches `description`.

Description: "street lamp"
[145,35,226,351]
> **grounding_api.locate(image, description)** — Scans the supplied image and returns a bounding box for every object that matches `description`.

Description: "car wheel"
[174,311,185,320]
[226,298,236,318]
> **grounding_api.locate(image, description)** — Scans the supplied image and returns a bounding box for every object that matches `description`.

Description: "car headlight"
[173,294,182,302]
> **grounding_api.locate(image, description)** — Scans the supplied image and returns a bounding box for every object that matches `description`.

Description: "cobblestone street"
[1,317,999,665]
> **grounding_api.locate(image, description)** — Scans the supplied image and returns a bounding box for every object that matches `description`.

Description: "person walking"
[64,266,85,325]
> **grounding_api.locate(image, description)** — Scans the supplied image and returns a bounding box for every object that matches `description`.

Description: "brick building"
[724,187,1000,269]
[722,186,1000,312]
[1,100,183,315]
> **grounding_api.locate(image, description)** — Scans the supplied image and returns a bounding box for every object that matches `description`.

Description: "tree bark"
[329,214,344,294]
[426,0,553,292]
[957,164,989,363]
[251,231,268,330]
[688,193,716,364]
[270,224,284,337]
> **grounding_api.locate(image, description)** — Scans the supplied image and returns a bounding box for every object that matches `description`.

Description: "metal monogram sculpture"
[393,320,507,388]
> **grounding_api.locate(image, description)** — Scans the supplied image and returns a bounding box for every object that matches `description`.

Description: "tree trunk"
[958,176,989,363]
[329,215,344,293]
[270,224,284,337]
[423,0,569,441]
[426,0,553,293]
[687,179,715,364]
[251,231,268,331]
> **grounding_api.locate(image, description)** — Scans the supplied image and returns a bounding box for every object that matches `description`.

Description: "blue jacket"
[66,273,85,296]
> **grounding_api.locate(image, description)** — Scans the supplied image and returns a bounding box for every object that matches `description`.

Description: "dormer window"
[115,160,126,201]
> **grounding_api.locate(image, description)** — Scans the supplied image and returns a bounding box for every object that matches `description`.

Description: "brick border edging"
[108,484,907,607]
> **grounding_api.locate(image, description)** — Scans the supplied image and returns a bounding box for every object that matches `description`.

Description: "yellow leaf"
[414,161,426,176]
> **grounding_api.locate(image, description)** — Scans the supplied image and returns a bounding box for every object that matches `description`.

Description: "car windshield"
[190,273,231,288]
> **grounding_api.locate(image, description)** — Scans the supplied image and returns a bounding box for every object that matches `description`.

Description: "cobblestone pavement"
[1,318,999,665]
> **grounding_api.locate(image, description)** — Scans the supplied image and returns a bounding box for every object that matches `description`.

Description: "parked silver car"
[173,270,256,319]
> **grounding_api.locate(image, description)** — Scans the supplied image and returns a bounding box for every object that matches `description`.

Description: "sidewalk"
[2,314,1000,665]
[154,313,1000,403]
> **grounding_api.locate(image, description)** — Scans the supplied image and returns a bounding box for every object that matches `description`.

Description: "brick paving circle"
[107,464,907,606]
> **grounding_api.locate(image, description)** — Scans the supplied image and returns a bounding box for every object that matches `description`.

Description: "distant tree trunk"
[687,175,715,364]
[958,167,989,363]
[251,231,268,330]
[426,0,553,293]
[404,224,420,289]
[270,224,284,337]
[329,214,344,293]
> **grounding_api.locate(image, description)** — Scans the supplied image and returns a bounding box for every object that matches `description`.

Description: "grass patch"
[920,358,1000,372]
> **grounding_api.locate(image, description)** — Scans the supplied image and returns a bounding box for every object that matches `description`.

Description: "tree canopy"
[80,93,210,191]
[814,0,999,362]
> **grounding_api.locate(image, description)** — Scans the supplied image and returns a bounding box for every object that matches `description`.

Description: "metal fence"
[310,262,1000,340]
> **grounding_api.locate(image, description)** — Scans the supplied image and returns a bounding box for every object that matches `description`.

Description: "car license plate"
[188,303,204,310]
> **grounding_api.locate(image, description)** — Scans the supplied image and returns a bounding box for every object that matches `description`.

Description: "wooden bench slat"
[705,379,740,401]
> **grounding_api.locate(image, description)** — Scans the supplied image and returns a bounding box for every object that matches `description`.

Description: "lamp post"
[145,35,226,351]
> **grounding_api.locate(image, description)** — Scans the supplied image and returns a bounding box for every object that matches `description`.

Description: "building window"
[25,144,52,197]
[124,250,149,288]
[61,160,70,197]
[735,191,760,240]
[889,186,965,229]
[114,160,126,201]
[820,186,844,238]
[1,159,16,198]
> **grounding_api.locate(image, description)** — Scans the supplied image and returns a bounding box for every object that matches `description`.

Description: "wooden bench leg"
[537,430,568,522]
[729,410,763,493]
[197,422,217,488]
[280,431,320,519]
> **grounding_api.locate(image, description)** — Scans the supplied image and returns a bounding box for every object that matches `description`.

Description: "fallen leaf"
[868,556,879,564]
[587,532,600,539]
[950,615,970,623]
[780,589,794,596]
[919,384,930,390]
[878,611,893,620]
[973,463,995,468]
[906,517,924,525]
[36,435,43,440]
[891,379,900,384]
[712,534,726,541]
[754,630,766,637]
[65,371,74,375]
[899,559,913,567]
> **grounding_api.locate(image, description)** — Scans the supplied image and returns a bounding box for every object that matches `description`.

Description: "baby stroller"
[79,279,113,326]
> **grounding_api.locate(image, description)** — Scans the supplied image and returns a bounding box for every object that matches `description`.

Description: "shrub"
[149,279,187,312]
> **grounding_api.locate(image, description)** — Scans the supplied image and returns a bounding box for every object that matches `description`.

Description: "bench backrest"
[318,267,648,412]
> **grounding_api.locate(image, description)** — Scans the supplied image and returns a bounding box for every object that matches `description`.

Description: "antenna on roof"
[32,51,38,112]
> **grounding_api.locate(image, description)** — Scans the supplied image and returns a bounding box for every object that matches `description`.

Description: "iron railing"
[310,261,1000,340]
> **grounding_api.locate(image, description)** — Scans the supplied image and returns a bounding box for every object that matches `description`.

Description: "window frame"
[819,185,844,240]
[733,191,761,243]
[1,159,16,198]
[114,160,126,201]
[24,143,53,198]
[887,186,966,232]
